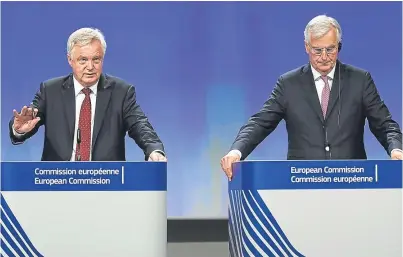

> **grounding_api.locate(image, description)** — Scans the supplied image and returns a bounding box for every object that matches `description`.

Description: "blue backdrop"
[1,1,402,218]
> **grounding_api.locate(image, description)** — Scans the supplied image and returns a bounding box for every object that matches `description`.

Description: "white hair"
[304,15,342,44]
[67,27,107,57]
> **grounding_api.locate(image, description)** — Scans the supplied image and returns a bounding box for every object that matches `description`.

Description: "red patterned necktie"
[76,88,92,161]
[320,75,331,118]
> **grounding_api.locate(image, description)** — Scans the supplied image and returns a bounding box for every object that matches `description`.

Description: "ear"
[304,42,310,54]
[67,54,73,67]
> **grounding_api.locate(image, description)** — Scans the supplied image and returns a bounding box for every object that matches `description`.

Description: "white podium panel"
[229,160,402,257]
[0,161,167,257]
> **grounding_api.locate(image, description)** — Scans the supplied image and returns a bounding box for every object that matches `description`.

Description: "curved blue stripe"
[234,190,244,254]
[229,214,239,256]
[241,193,283,256]
[1,223,25,257]
[241,211,276,256]
[240,228,254,257]
[228,219,239,257]
[228,190,306,256]
[250,190,305,257]
[1,238,14,257]
[244,190,294,256]
[229,192,241,256]
[1,194,44,257]
[1,209,34,257]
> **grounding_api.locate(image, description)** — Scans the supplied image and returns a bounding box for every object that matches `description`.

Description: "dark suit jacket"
[9,73,165,161]
[231,61,402,160]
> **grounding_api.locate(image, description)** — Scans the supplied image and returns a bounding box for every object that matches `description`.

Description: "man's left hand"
[391,150,403,160]
[148,151,167,162]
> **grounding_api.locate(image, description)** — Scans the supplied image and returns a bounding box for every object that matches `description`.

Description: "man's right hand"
[220,151,241,181]
[13,106,40,134]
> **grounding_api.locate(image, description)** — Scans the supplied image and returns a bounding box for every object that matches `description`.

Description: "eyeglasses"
[308,44,338,56]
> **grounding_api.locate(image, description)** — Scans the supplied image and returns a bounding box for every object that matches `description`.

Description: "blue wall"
[1,1,401,218]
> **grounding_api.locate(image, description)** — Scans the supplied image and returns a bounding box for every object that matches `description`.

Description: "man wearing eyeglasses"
[221,14,402,180]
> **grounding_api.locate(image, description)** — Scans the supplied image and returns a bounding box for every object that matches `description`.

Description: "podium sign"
[0,161,167,257]
[229,160,402,257]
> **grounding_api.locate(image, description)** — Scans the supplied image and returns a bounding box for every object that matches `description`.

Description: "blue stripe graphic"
[242,194,284,256]
[241,214,276,257]
[1,238,14,257]
[229,190,305,257]
[228,191,238,256]
[250,190,304,256]
[2,223,25,257]
[1,209,34,257]
[0,194,44,257]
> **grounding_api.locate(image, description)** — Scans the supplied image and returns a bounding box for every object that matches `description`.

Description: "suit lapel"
[301,64,325,124]
[92,74,112,149]
[61,75,76,143]
[325,61,345,120]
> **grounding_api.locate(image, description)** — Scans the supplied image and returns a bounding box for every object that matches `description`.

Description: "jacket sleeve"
[363,72,402,155]
[123,85,165,160]
[230,76,287,159]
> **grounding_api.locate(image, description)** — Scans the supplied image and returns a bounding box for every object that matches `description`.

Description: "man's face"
[67,40,104,87]
[305,27,339,75]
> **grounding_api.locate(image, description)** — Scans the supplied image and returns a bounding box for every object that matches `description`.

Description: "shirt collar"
[73,76,98,97]
[311,64,336,81]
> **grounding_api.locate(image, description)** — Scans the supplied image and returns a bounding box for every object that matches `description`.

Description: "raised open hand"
[13,106,40,134]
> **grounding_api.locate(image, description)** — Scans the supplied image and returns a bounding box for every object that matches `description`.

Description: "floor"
[167,242,228,257]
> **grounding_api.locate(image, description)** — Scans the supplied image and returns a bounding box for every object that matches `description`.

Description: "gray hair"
[304,15,342,44]
[67,27,107,57]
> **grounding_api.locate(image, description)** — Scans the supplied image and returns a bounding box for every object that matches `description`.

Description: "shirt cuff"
[150,150,165,156]
[391,148,403,155]
[12,125,26,137]
[229,149,242,159]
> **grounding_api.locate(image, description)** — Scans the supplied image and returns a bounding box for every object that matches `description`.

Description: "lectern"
[1,161,167,257]
[228,160,402,257]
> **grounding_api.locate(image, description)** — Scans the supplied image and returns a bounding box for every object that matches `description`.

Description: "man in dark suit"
[221,15,402,179]
[9,27,166,162]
